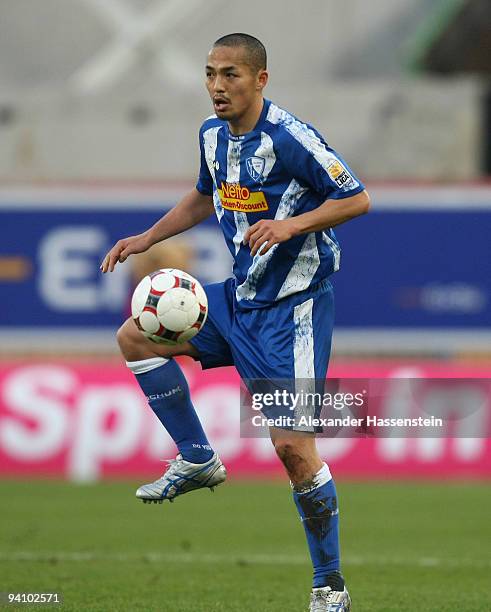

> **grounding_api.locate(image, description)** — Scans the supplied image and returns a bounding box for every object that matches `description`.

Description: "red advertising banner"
[0,359,490,481]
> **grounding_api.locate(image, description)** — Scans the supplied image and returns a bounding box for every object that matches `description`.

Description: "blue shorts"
[189,278,335,431]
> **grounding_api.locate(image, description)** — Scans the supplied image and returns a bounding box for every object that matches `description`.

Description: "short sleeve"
[196,128,214,196]
[279,127,365,200]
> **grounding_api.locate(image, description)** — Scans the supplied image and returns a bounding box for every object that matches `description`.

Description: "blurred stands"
[0,0,488,181]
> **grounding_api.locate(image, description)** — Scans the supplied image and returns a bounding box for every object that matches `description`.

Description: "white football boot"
[309,586,351,612]
[136,452,227,503]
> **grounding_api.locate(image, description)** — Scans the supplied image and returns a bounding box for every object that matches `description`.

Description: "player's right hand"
[100,233,151,273]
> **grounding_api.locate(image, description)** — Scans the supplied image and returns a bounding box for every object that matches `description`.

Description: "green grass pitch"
[0,479,490,611]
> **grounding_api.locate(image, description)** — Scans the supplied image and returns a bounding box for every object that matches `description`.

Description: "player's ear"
[257,69,268,91]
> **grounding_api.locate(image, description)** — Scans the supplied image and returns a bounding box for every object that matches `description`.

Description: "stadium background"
[1,1,490,610]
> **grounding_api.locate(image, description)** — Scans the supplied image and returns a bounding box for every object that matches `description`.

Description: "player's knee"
[117,317,199,362]
[272,436,320,482]
[273,438,292,459]
[116,322,131,355]
[116,319,144,359]
[273,439,305,473]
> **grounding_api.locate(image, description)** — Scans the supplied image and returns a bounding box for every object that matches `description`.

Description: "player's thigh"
[117,317,199,360]
[188,279,235,369]
[232,283,334,435]
[231,282,334,381]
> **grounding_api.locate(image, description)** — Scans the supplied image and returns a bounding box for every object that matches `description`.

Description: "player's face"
[205,46,267,123]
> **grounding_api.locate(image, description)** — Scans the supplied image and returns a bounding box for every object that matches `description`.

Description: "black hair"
[213,33,267,72]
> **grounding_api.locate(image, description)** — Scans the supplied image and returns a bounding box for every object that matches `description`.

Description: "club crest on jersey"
[217,182,269,212]
[246,156,266,182]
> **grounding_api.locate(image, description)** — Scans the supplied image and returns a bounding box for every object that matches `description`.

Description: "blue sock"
[293,463,342,589]
[127,357,214,464]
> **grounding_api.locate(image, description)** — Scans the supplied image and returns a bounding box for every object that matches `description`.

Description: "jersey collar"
[226,98,271,141]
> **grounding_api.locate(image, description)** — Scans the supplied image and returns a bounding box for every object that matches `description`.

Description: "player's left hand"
[244,219,297,256]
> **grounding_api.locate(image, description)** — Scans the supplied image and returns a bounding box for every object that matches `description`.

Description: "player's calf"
[271,430,349,606]
[118,318,220,489]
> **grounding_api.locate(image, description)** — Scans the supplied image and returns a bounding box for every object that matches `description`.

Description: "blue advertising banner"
[1,185,490,352]
[2,208,229,328]
[333,209,490,327]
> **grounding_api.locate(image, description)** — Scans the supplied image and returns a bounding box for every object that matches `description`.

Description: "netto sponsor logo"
[218,182,268,212]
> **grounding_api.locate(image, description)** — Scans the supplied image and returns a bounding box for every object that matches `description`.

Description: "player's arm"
[245,125,370,256]
[245,190,370,256]
[289,189,370,233]
[101,188,214,272]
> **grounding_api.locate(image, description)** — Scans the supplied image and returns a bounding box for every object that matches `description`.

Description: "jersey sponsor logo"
[246,156,266,182]
[218,182,269,212]
[327,160,356,190]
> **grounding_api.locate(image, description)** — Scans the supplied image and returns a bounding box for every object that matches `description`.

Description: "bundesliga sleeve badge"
[327,160,358,191]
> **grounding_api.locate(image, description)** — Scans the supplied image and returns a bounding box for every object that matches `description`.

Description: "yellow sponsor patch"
[218,182,269,212]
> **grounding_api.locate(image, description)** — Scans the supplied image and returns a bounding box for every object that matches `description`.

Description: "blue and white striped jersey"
[196,98,365,310]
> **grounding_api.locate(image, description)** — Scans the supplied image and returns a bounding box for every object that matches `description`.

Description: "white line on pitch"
[0,552,489,569]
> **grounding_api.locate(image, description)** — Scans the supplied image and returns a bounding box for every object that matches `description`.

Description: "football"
[131,268,208,345]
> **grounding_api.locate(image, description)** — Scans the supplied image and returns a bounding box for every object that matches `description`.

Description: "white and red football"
[131,268,208,345]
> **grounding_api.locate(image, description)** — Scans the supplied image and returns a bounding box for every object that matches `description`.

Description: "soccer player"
[101,33,369,612]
